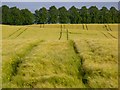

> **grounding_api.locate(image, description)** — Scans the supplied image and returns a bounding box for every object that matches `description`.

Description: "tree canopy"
[35,7,48,24]
[69,6,82,24]
[2,5,34,25]
[48,6,58,24]
[1,5,120,25]
[58,6,70,24]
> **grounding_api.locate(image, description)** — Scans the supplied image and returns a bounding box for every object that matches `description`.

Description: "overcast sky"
[2,2,119,12]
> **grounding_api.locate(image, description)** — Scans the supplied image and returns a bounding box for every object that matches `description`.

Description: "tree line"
[1,5,120,25]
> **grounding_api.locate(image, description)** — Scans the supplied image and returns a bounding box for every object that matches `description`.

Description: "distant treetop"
[1,5,120,25]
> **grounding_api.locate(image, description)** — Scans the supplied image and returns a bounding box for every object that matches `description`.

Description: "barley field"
[2,24,118,88]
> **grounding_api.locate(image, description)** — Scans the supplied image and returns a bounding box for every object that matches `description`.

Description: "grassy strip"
[2,40,44,84]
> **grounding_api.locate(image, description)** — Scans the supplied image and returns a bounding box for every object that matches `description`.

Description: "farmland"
[2,24,118,88]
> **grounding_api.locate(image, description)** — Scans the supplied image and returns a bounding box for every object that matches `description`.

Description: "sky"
[1,0,120,2]
[1,2,119,13]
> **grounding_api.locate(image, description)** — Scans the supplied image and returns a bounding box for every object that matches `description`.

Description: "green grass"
[2,24,118,88]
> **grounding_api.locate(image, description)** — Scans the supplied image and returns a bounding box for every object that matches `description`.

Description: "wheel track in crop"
[82,24,88,30]
[58,27,63,40]
[66,29,69,40]
[104,24,112,31]
[101,32,109,39]
[15,28,28,38]
[101,31,117,39]
[104,24,109,31]
[58,24,69,40]
[105,24,116,39]
[58,24,63,40]
[68,32,81,34]
[39,24,44,28]
[8,28,22,38]
[85,24,88,30]
[107,32,117,39]
[8,28,28,39]
[82,24,85,30]
[7,40,44,81]
[71,40,90,88]
[103,24,116,39]
[108,24,112,31]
